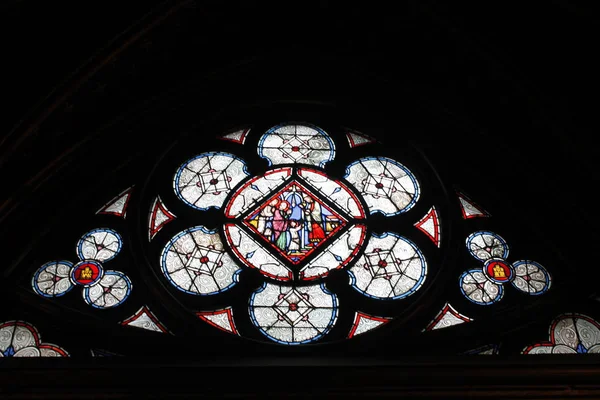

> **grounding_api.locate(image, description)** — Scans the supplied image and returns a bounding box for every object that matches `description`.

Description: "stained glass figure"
[457,190,490,219]
[223,223,293,281]
[466,231,509,262]
[121,305,169,333]
[347,312,391,339]
[76,228,123,262]
[297,168,366,218]
[249,283,338,344]
[70,260,104,287]
[344,157,420,216]
[0,321,68,357]
[243,181,348,264]
[224,164,370,284]
[345,129,376,148]
[524,314,600,354]
[96,186,133,218]
[300,225,366,280]
[424,302,473,331]
[511,260,551,295]
[148,196,176,241]
[348,232,427,299]
[32,261,74,298]
[459,269,504,305]
[218,127,251,145]
[173,152,249,211]
[83,270,132,309]
[197,307,238,335]
[161,226,241,294]
[257,124,336,167]
[465,344,500,355]
[224,167,293,218]
[414,206,441,247]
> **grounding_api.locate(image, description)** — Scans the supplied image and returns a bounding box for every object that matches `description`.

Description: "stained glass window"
[424,303,473,331]
[257,124,336,167]
[15,117,571,355]
[121,306,169,333]
[32,227,133,310]
[344,157,420,216]
[249,283,338,344]
[345,129,376,148]
[197,308,239,335]
[0,321,68,357]
[148,195,176,241]
[218,127,251,145]
[96,186,133,218]
[173,152,249,211]
[348,312,391,338]
[524,314,600,354]
[456,190,490,219]
[414,206,441,248]
[348,232,427,300]
[459,230,551,305]
[161,226,241,295]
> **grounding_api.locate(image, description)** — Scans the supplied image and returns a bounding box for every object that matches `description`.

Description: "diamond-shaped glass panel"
[280,137,312,162]
[243,181,347,264]
[274,289,314,326]
[365,249,402,280]
[199,171,231,193]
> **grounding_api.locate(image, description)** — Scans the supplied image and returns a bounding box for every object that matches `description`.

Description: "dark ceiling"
[1,0,596,278]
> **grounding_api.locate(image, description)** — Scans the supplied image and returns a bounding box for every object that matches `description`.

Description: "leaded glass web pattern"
[173,152,249,211]
[348,232,427,300]
[157,123,435,344]
[257,124,336,167]
[249,283,338,345]
[161,226,241,295]
[344,157,420,216]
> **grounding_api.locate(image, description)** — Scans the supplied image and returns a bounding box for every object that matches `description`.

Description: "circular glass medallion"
[459,269,503,305]
[76,228,123,262]
[32,261,74,298]
[70,260,104,287]
[161,226,241,295]
[466,231,509,262]
[83,270,132,309]
[483,258,514,284]
[511,260,551,295]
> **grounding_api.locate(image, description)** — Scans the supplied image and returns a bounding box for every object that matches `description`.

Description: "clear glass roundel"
[163,123,431,345]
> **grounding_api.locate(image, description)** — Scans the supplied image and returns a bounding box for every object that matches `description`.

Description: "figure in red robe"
[302,195,325,245]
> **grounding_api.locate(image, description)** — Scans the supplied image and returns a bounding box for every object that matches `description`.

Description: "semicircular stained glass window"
[20,119,568,355]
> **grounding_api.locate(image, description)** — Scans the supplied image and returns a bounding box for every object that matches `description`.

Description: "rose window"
[156,123,432,345]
